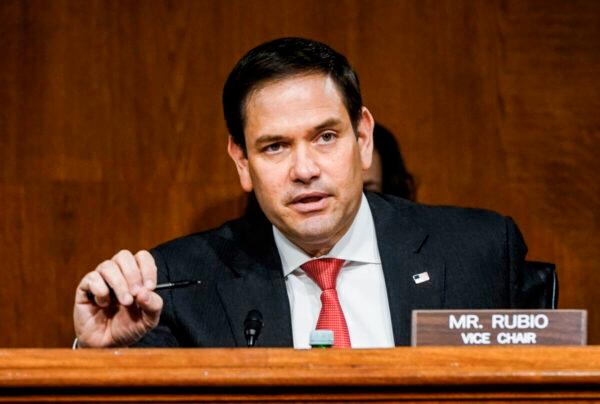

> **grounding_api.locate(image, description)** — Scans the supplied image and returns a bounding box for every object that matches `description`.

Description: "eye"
[317,131,336,144]
[263,143,283,154]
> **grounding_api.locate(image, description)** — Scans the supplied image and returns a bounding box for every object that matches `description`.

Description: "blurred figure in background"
[362,123,416,200]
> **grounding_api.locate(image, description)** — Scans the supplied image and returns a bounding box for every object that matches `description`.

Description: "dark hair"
[373,123,417,201]
[223,37,363,149]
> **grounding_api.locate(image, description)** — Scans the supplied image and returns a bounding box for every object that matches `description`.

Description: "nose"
[290,144,320,184]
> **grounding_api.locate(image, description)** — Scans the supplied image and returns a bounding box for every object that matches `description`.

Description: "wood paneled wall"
[1,0,598,347]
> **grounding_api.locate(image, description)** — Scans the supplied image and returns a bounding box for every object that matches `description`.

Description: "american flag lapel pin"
[412,272,430,284]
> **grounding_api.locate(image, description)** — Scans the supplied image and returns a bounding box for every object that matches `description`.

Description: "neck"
[298,241,336,258]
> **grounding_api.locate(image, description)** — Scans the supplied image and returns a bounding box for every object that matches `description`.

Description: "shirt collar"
[273,193,381,277]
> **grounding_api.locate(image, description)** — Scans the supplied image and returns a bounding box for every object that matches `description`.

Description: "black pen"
[153,280,203,291]
[86,280,202,303]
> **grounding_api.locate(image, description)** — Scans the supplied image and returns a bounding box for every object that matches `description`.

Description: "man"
[73,37,527,348]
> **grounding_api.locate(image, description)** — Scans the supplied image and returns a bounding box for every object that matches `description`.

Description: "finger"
[135,250,157,290]
[96,259,133,306]
[85,270,112,307]
[135,288,163,320]
[75,270,110,306]
[112,250,143,295]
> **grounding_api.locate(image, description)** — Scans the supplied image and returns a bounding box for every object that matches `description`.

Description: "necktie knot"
[301,258,345,291]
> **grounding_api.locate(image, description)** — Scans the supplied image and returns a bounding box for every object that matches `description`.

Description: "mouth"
[289,192,330,213]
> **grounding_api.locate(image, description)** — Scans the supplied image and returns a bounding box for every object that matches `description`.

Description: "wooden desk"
[1,347,599,402]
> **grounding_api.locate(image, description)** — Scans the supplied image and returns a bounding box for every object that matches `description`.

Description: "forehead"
[244,74,349,137]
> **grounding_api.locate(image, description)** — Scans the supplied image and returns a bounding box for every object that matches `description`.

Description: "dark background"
[1,0,598,347]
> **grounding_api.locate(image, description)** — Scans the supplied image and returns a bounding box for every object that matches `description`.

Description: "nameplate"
[411,310,587,346]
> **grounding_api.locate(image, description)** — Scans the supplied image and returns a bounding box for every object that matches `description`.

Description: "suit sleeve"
[131,248,181,347]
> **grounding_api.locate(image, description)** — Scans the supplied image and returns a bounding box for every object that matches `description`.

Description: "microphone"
[244,309,263,347]
[310,329,334,348]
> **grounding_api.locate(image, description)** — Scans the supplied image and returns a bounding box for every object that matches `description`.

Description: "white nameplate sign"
[411,310,587,346]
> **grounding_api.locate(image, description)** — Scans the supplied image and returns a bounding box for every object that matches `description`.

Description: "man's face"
[228,74,374,256]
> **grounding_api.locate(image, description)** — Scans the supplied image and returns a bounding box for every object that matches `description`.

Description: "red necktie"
[301,258,351,348]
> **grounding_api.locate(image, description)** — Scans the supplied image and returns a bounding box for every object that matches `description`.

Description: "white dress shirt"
[273,194,395,349]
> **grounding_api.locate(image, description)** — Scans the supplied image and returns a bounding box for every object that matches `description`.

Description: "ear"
[227,136,254,192]
[356,106,375,170]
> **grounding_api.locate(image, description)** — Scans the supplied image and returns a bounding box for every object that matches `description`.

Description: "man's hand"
[73,250,163,347]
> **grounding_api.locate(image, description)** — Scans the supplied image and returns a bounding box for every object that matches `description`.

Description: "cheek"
[327,148,364,187]
[331,148,363,184]
[250,164,286,206]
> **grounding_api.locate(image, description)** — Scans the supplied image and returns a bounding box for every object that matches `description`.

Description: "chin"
[289,216,339,243]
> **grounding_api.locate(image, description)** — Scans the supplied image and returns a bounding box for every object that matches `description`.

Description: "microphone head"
[310,329,334,348]
[244,309,263,327]
[244,309,263,347]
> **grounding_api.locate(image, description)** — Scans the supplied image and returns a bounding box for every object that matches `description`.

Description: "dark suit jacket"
[136,193,527,347]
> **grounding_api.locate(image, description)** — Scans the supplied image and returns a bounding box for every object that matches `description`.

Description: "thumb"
[135,289,163,321]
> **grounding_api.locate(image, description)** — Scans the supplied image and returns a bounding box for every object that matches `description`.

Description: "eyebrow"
[254,135,286,149]
[253,118,344,148]
[314,118,343,131]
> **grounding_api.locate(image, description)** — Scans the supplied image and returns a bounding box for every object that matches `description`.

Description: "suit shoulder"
[150,216,248,260]
[410,203,523,257]
[416,204,509,229]
[371,192,509,227]
[370,192,513,241]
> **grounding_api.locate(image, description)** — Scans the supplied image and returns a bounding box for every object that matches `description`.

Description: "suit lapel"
[214,213,293,347]
[368,194,445,345]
